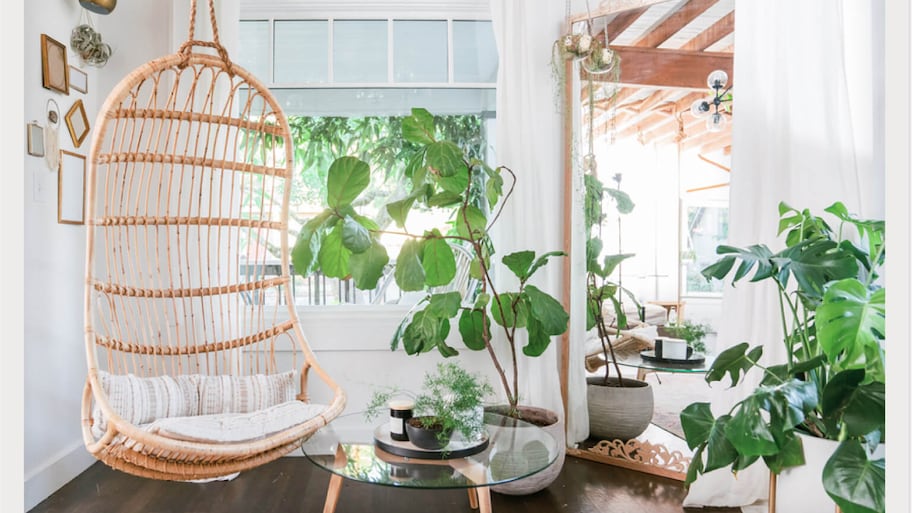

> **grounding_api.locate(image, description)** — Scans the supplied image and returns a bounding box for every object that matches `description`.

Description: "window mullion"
[447,18,455,84]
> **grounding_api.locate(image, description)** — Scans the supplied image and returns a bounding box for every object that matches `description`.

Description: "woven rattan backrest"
[84,2,304,379]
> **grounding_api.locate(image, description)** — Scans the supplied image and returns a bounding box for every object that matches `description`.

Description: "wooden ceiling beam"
[614,111,671,140]
[604,7,650,43]
[612,46,734,89]
[698,134,734,155]
[680,11,735,51]
[650,113,703,145]
[631,0,720,48]
[569,0,670,24]
[679,129,731,153]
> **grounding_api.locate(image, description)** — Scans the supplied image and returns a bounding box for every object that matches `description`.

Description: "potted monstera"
[680,202,885,513]
[292,108,569,493]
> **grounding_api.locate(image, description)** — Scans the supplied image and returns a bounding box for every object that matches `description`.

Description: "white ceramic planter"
[487,406,565,496]
[586,376,653,441]
[774,433,885,513]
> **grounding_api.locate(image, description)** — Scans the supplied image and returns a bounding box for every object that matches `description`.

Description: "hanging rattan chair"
[81,0,345,480]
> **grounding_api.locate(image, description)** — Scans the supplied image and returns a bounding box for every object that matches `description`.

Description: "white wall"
[23,1,173,510]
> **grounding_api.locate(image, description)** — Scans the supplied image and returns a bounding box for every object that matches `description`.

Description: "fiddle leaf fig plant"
[680,202,885,513]
[584,172,639,386]
[293,108,569,414]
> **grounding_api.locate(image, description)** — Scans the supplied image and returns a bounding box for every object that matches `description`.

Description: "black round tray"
[373,425,489,460]
[640,349,706,365]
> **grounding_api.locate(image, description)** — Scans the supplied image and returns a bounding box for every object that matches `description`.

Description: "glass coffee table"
[302,411,559,513]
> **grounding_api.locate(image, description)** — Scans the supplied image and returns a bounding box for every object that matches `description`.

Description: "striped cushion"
[197,371,296,415]
[92,370,298,438]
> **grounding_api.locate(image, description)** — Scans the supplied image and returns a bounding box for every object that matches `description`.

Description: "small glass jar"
[389,399,414,442]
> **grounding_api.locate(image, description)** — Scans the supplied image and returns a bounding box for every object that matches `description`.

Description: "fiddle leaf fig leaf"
[523,316,551,357]
[422,237,457,287]
[326,156,370,208]
[426,141,466,177]
[605,187,634,215]
[292,216,324,276]
[437,165,470,195]
[458,308,489,350]
[502,251,535,281]
[341,215,372,254]
[455,205,487,240]
[386,196,416,229]
[485,170,503,209]
[491,292,527,329]
[402,309,440,354]
[705,343,763,386]
[427,292,462,319]
[348,241,389,290]
[528,250,567,280]
[395,239,426,292]
[524,285,569,336]
[426,191,463,208]
[403,108,436,145]
[317,224,350,279]
[601,253,634,279]
[816,279,885,378]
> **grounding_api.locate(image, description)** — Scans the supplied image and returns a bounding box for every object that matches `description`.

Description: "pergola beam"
[611,46,734,89]
[569,0,669,24]
[680,10,735,51]
[604,7,650,43]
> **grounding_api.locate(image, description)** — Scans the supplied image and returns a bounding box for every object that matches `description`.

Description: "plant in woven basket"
[680,202,885,513]
[293,108,569,417]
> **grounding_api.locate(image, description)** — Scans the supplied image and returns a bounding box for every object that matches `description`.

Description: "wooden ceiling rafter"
[630,0,720,48]
[604,7,650,43]
[679,10,734,51]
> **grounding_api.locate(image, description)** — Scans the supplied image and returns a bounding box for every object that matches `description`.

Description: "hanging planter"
[70,10,113,68]
[582,46,620,75]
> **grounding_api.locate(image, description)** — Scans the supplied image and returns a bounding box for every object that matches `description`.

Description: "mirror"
[561,0,734,482]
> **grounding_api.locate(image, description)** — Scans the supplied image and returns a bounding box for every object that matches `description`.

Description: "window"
[681,204,728,295]
[236,13,498,306]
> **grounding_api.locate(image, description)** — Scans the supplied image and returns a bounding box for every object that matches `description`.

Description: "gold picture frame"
[58,150,86,225]
[41,34,69,94]
[65,99,90,148]
[27,122,45,157]
[69,66,88,94]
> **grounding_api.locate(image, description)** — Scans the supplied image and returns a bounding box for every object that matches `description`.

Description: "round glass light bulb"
[707,69,728,90]
[690,99,711,118]
[706,112,727,132]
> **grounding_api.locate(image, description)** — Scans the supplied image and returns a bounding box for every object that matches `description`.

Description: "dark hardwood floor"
[29,456,741,513]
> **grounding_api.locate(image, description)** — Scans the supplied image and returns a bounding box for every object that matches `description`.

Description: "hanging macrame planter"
[70,10,112,67]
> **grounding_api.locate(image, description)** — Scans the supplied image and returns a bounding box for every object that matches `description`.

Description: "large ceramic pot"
[486,405,565,496]
[586,376,653,440]
[774,433,885,513]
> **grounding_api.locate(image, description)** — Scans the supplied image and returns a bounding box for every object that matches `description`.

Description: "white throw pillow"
[92,371,199,438]
[197,371,297,415]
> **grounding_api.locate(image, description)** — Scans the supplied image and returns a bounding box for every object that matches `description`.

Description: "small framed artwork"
[58,150,86,225]
[41,34,69,94]
[65,99,90,148]
[69,66,88,94]
[27,122,45,157]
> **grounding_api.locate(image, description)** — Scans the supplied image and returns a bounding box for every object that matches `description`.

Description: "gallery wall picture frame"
[69,66,88,94]
[41,34,69,94]
[27,122,45,157]
[65,99,90,148]
[58,150,86,225]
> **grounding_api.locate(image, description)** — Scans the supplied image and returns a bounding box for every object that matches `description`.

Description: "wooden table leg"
[322,473,343,513]
[476,486,492,513]
[467,488,479,509]
[322,445,347,513]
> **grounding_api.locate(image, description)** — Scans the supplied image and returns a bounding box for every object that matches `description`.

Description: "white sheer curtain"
[684,0,884,509]
[489,0,589,439]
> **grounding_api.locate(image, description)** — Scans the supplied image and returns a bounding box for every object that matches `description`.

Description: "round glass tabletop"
[301,411,558,489]
[612,350,716,373]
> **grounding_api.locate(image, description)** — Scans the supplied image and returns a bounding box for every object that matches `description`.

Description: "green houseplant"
[583,172,653,440]
[366,362,493,449]
[292,108,569,415]
[680,202,885,513]
[659,319,711,354]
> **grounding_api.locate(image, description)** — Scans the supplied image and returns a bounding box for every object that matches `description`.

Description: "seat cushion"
[150,401,328,443]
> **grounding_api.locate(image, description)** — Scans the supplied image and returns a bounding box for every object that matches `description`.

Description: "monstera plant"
[680,202,885,513]
[292,108,569,416]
